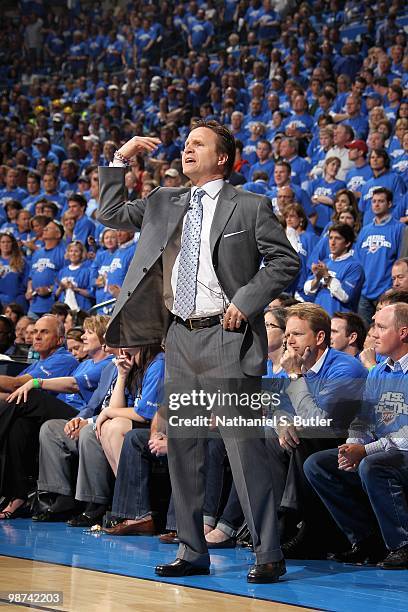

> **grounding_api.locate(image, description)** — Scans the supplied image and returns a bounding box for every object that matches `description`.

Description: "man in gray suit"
[98,120,299,583]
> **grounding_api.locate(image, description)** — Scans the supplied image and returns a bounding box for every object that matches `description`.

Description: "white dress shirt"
[171,179,226,317]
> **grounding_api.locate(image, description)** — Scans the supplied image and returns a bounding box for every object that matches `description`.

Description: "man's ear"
[218,153,228,168]
[315,330,326,347]
[348,331,358,346]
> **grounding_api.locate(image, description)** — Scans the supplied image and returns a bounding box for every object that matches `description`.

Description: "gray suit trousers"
[37,420,113,504]
[166,320,282,567]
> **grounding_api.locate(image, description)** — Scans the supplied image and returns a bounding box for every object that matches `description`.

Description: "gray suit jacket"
[97,167,299,375]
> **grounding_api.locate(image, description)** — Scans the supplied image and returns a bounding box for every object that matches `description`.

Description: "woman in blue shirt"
[90,228,118,310]
[0,232,29,311]
[282,204,319,300]
[95,344,165,476]
[55,241,93,311]
[307,157,346,233]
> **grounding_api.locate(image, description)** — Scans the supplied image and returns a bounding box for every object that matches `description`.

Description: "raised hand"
[116,136,161,162]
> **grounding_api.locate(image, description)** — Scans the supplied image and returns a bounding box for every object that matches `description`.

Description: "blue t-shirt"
[249,159,275,183]
[90,248,116,306]
[345,163,373,193]
[305,253,364,315]
[307,177,346,229]
[107,243,136,286]
[72,215,95,246]
[57,262,93,311]
[0,256,29,309]
[355,217,406,299]
[281,112,314,135]
[287,156,311,187]
[359,171,406,225]
[23,346,78,379]
[130,353,165,421]
[29,243,66,314]
[61,355,113,412]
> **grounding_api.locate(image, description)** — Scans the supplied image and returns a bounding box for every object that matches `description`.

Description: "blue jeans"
[202,436,244,537]
[304,448,408,550]
[112,428,169,520]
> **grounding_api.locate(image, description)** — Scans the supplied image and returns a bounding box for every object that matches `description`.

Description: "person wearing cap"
[163,168,182,188]
[345,140,373,199]
[26,220,66,318]
[359,149,406,226]
[33,137,60,166]
[77,175,91,198]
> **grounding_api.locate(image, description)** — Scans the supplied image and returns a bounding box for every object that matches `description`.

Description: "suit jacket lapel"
[166,189,190,244]
[210,182,238,257]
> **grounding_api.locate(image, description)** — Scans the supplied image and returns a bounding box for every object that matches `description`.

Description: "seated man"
[330,312,367,358]
[304,303,408,569]
[266,303,367,558]
[34,351,119,522]
[0,314,78,395]
[0,315,111,520]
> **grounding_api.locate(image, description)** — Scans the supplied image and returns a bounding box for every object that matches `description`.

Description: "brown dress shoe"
[159,531,179,544]
[103,517,155,536]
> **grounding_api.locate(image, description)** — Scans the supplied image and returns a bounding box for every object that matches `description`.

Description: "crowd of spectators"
[0,0,408,571]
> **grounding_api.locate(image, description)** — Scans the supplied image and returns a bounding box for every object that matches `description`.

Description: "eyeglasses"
[265,323,283,330]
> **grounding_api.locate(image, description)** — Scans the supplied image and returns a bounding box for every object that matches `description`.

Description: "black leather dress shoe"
[331,534,386,565]
[155,559,210,577]
[377,545,408,570]
[206,537,236,549]
[247,559,286,584]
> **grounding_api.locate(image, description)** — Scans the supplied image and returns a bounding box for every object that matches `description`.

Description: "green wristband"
[32,378,41,389]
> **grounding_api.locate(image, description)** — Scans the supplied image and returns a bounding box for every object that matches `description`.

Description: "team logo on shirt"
[33,257,56,272]
[109,258,122,271]
[0,264,11,278]
[364,185,385,201]
[361,235,391,253]
[376,391,408,425]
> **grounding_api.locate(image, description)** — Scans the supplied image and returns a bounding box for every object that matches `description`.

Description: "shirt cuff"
[109,160,126,168]
[87,417,93,424]
[365,439,384,455]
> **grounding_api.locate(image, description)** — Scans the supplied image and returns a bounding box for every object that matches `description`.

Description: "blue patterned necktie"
[173,188,205,320]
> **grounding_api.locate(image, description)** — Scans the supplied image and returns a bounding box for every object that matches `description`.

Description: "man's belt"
[174,314,222,330]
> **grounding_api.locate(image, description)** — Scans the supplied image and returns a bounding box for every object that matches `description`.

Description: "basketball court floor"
[0,519,406,611]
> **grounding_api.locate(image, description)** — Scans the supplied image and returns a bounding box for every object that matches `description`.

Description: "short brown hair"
[332,312,367,351]
[286,303,331,346]
[83,315,110,344]
[189,119,236,178]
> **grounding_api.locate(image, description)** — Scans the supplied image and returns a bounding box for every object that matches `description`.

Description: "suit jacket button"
[127,291,132,297]
[160,246,164,252]
[143,267,148,273]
